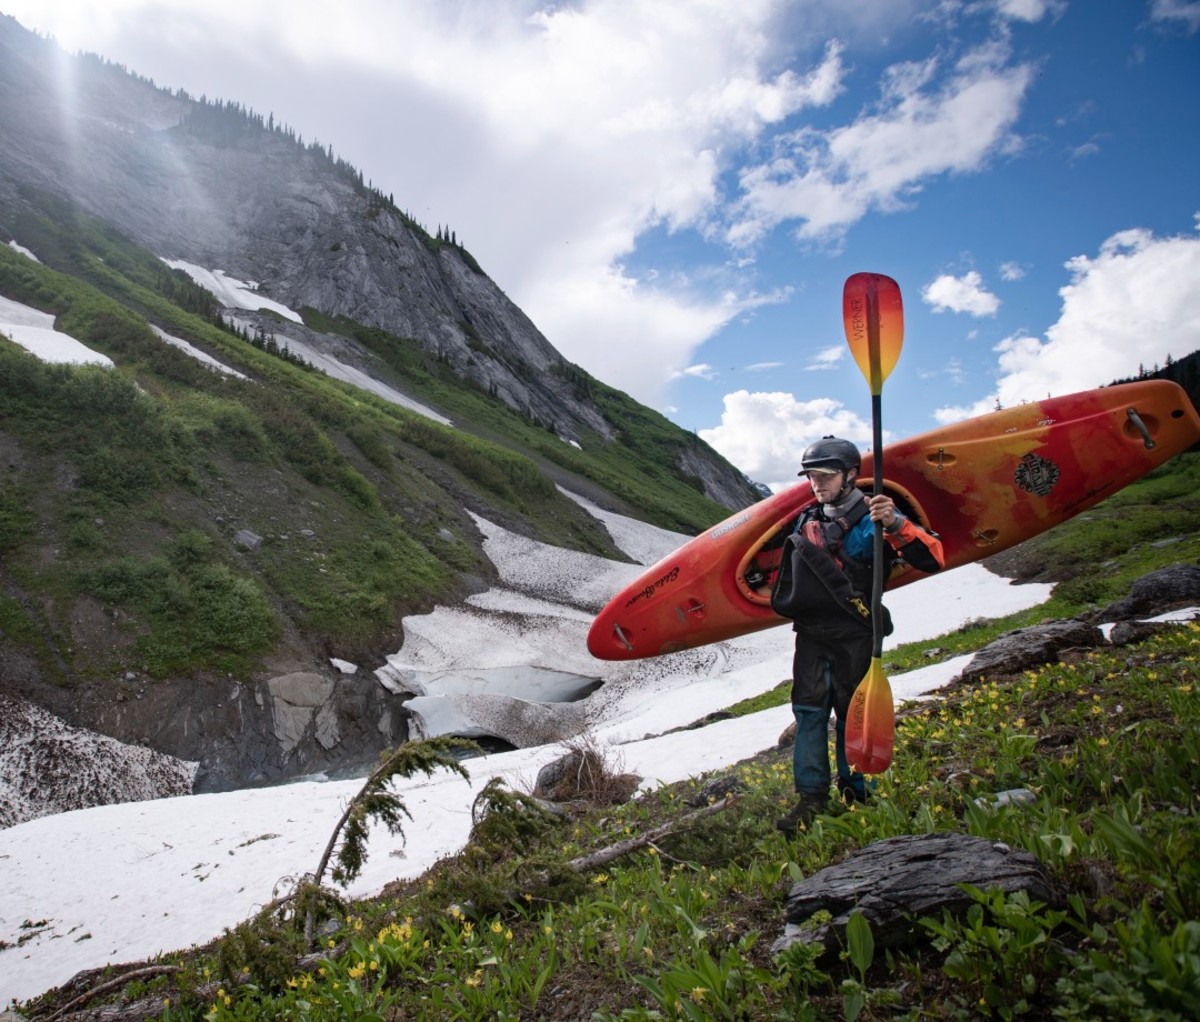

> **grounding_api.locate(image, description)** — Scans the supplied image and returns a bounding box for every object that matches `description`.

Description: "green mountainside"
[0,200,745,756]
[0,11,763,793]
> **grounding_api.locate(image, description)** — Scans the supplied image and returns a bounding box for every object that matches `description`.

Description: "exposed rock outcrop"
[960,618,1104,685]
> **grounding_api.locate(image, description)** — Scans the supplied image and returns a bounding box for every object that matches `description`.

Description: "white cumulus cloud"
[934,218,1200,423]
[805,344,846,370]
[994,0,1067,23]
[698,389,879,492]
[922,270,1001,316]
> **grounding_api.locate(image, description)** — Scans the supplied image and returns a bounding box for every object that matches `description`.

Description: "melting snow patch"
[559,488,690,566]
[0,693,198,830]
[150,325,250,379]
[7,239,39,261]
[226,313,453,426]
[0,295,114,366]
[161,259,303,323]
[469,512,643,610]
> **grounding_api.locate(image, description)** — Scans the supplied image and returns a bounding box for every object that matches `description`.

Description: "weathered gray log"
[959,619,1102,685]
[773,832,1058,957]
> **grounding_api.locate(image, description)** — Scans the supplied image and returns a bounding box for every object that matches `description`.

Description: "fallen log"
[774,831,1059,957]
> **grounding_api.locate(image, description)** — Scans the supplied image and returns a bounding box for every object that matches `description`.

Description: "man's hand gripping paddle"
[842,272,904,775]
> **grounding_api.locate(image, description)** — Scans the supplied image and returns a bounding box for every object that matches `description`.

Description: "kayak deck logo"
[1014,452,1061,497]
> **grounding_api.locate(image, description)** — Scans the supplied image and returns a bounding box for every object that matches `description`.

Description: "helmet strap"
[837,467,859,503]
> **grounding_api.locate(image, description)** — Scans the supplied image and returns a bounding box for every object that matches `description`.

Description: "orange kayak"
[588,380,1200,660]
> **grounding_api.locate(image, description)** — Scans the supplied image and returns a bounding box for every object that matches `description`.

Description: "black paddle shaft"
[867,285,885,660]
[870,391,884,658]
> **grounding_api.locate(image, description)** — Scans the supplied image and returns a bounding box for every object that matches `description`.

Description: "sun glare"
[49,40,85,186]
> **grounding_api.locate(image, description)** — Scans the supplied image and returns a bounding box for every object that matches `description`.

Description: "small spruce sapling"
[302,737,476,945]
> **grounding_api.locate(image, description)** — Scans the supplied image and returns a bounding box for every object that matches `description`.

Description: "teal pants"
[791,662,865,800]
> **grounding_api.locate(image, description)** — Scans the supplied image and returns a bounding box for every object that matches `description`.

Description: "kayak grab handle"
[1126,407,1156,450]
[613,623,634,653]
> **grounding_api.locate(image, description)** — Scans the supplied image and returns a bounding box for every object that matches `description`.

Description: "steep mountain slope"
[0,14,753,505]
[0,14,760,798]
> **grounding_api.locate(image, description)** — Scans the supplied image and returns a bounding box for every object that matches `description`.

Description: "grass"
[20,623,1197,1020]
[16,449,1199,1019]
[297,306,742,535]
[0,219,747,683]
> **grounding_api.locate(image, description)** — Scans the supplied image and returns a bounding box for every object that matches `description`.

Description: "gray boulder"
[960,618,1103,685]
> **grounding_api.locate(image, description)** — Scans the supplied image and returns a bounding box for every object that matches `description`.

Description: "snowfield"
[0,494,1055,1005]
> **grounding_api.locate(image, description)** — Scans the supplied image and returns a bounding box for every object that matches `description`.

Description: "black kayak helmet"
[799,436,862,476]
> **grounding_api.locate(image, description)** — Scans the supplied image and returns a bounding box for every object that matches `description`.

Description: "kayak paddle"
[842,272,903,775]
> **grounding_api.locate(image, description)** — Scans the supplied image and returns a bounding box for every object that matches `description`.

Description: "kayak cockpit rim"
[734,479,931,606]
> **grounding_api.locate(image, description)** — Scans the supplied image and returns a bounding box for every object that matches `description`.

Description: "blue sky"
[4,0,1199,489]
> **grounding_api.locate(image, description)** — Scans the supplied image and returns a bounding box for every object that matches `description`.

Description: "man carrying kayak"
[772,436,944,832]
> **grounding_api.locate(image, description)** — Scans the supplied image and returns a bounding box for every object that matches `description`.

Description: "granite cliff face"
[0,16,749,499]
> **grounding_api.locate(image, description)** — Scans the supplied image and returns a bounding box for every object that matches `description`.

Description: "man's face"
[806,466,846,501]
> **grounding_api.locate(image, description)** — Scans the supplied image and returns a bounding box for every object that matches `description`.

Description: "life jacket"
[796,494,874,598]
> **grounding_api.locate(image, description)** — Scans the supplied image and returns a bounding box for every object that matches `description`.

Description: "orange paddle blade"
[845,657,895,774]
[843,273,903,395]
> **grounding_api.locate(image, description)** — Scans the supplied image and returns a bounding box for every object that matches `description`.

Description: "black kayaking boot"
[775,792,826,833]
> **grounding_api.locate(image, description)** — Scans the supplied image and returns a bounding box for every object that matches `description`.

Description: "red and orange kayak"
[588,380,1200,660]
